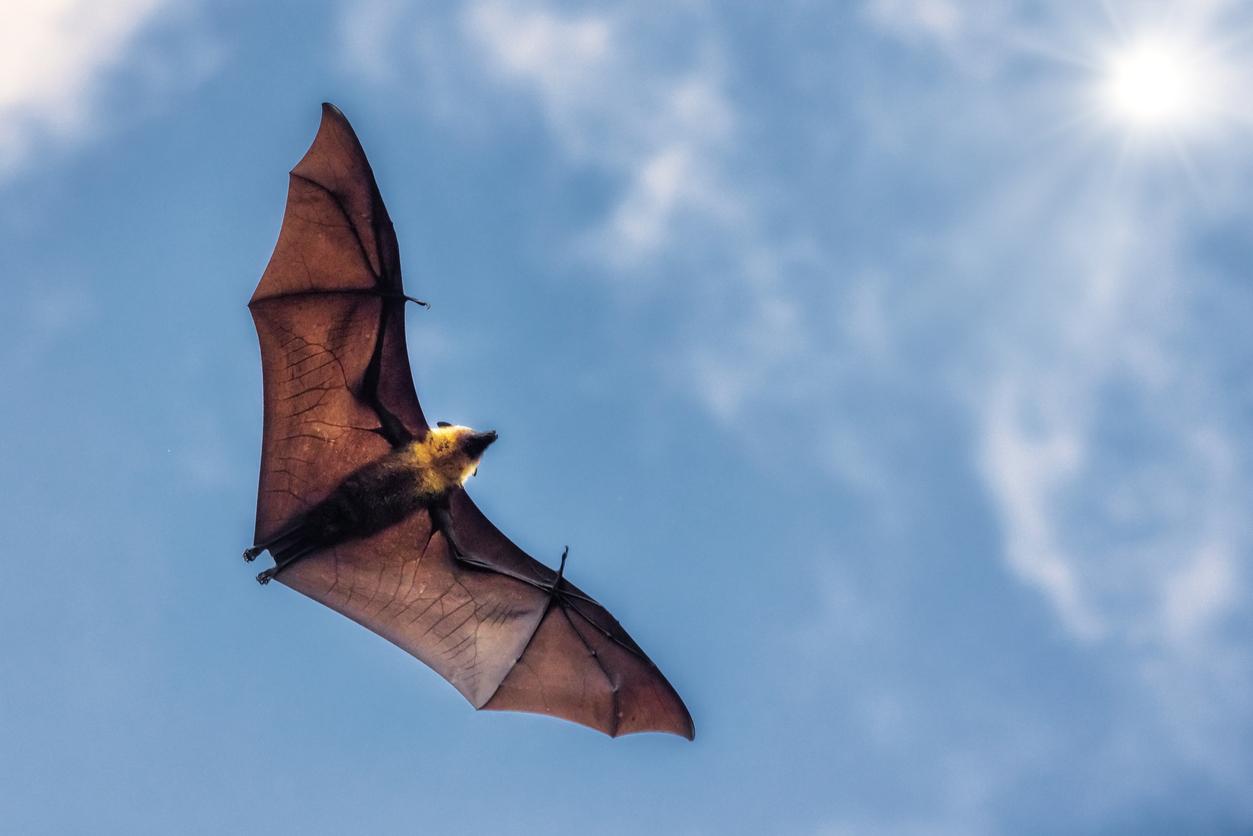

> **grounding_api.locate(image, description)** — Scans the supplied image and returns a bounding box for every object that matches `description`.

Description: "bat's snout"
[465,429,498,458]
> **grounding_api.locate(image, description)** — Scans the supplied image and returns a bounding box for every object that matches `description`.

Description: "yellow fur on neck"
[405,425,480,496]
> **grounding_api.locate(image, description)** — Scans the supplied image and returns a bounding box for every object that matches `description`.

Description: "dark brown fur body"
[290,451,430,554]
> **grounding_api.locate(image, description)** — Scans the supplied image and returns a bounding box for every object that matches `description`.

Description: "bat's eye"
[437,421,452,428]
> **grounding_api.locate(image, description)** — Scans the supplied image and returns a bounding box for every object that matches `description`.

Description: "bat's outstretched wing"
[248,104,693,739]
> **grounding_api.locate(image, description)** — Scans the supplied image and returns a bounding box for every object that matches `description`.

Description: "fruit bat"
[244,103,693,740]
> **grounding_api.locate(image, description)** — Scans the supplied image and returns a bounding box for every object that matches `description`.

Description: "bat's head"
[417,423,498,488]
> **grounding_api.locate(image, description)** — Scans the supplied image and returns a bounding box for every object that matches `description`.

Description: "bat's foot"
[256,569,276,585]
[243,546,263,563]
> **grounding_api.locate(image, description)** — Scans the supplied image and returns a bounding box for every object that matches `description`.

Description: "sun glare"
[1096,32,1228,139]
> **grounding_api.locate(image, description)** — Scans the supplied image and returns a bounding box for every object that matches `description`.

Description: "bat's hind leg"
[243,523,305,563]
[246,519,322,584]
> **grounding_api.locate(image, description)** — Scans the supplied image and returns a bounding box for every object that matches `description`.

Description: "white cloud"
[755,0,1253,811]
[465,0,611,101]
[864,0,965,43]
[929,2,1253,662]
[849,0,1252,653]
[977,360,1248,652]
[461,0,737,266]
[1,0,158,174]
[979,380,1099,639]
[338,1,799,428]
[340,1,739,264]
[346,0,818,449]
[1162,540,1237,645]
[886,2,1253,799]
[0,0,217,179]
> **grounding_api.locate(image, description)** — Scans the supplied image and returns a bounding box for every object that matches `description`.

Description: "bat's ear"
[437,421,452,428]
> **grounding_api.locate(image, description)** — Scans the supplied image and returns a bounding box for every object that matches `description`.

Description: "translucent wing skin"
[249,104,693,739]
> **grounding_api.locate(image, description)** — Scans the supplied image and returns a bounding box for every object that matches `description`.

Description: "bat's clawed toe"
[243,546,262,563]
[256,569,275,585]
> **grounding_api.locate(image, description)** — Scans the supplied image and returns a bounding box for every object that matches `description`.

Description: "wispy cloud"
[867,0,1253,801]
[735,0,1253,818]
[864,0,966,44]
[337,0,815,432]
[459,3,830,448]
[462,1,738,266]
[0,0,216,179]
[341,0,742,267]
[857,0,1253,628]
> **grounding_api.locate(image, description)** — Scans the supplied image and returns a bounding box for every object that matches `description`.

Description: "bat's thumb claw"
[554,546,569,586]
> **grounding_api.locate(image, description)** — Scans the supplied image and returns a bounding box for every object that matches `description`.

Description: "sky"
[2,0,1252,833]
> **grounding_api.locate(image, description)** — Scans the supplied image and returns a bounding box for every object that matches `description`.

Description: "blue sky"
[3,1,1252,833]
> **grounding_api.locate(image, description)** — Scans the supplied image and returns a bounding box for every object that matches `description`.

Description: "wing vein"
[288,172,384,287]
[557,603,620,737]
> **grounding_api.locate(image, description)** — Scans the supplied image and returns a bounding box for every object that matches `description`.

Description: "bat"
[244,103,693,740]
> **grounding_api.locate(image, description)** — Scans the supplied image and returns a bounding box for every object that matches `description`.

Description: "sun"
[1093,29,1232,143]
[1102,38,1211,128]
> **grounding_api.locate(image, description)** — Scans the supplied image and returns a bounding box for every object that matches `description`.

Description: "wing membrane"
[277,511,550,707]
